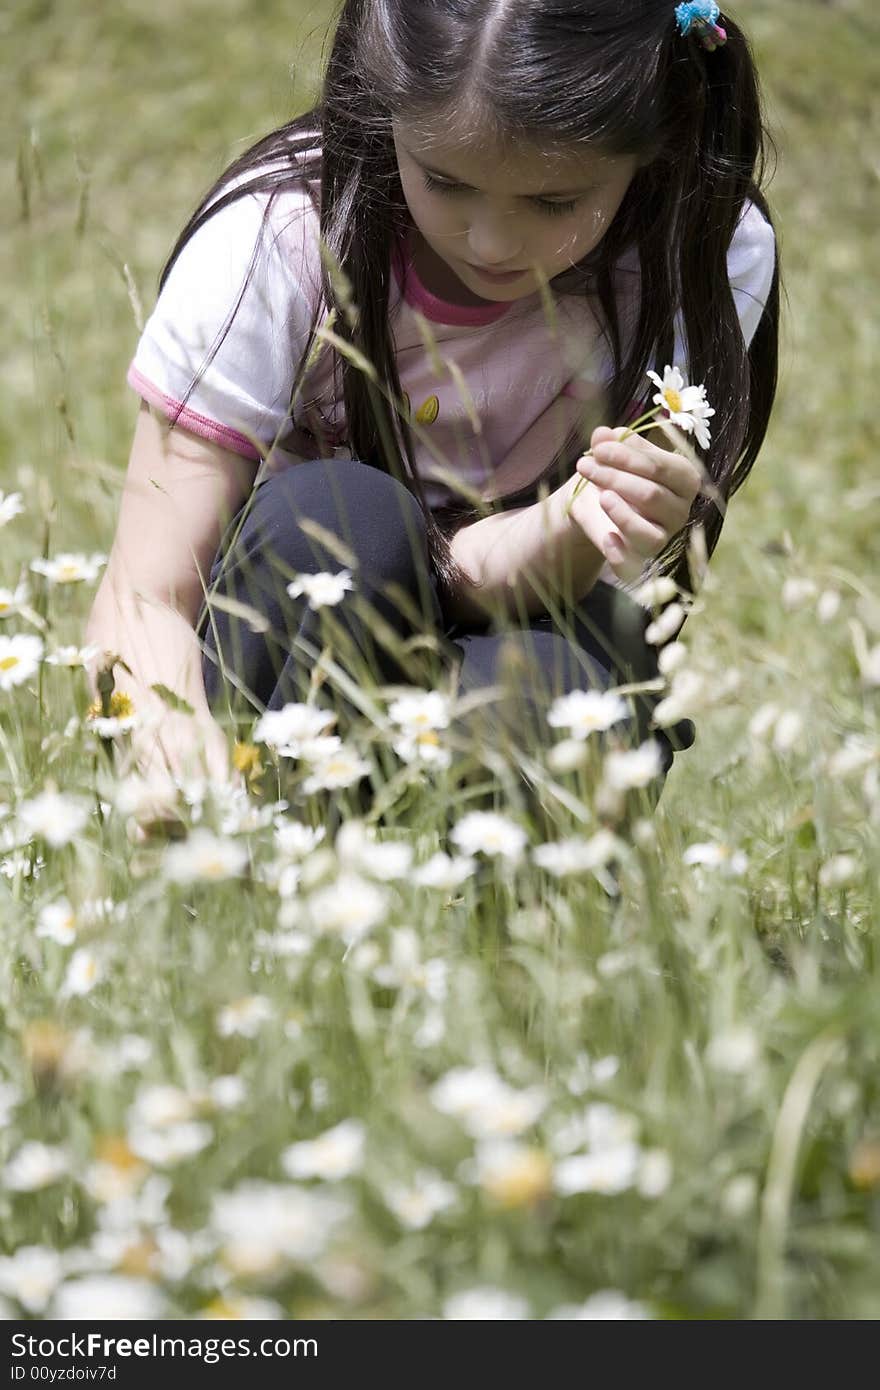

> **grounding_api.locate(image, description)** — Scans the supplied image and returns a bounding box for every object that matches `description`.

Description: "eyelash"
[422,172,580,217]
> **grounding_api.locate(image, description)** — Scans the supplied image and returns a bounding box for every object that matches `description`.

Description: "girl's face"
[392,122,639,304]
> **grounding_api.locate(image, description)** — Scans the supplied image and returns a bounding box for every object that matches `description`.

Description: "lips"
[466,263,526,281]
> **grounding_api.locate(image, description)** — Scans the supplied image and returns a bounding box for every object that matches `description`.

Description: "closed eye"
[422,173,582,218]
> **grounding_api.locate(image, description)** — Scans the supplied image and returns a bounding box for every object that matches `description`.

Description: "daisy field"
[0,0,878,1321]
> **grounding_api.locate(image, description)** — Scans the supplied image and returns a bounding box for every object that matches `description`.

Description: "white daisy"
[387,689,452,730]
[29,552,107,585]
[0,1246,64,1313]
[274,819,327,859]
[128,1121,213,1167]
[602,740,665,791]
[449,810,528,863]
[682,840,748,876]
[335,820,413,880]
[382,1170,457,1230]
[816,589,842,623]
[430,1066,547,1139]
[44,642,102,667]
[4,1142,70,1192]
[128,1084,196,1129]
[0,633,44,690]
[818,853,859,888]
[532,828,625,877]
[209,1076,248,1110]
[411,851,478,890]
[638,1148,673,1198]
[547,688,630,738]
[253,703,336,753]
[781,577,818,612]
[443,1287,530,1320]
[547,1290,649,1320]
[286,569,355,608]
[163,829,249,883]
[198,1295,284,1320]
[17,788,90,848]
[305,873,391,945]
[646,365,715,450]
[211,1182,349,1274]
[216,995,274,1038]
[554,1142,642,1196]
[0,1082,21,1126]
[51,1275,165,1321]
[0,583,30,619]
[372,928,448,1001]
[281,1119,366,1182]
[35,898,78,945]
[706,1025,761,1075]
[546,737,591,773]
[301,742,372,793]
[61,948,104,997]
[0,492,25,527]
[392,728,453,767]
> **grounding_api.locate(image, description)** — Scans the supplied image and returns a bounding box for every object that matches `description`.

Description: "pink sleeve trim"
[127,364,263,461]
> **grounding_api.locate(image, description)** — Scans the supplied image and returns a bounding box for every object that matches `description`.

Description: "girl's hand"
[124,706,242,842]
[573,425,703,580]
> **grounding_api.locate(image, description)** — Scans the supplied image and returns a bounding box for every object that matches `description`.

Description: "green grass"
[1,0,879,1320]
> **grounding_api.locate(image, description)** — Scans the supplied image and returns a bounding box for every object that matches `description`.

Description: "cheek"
[402,180,453,238]
[561,195,626,260]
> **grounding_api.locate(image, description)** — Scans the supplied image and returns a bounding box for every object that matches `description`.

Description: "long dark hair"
[159,0,780,613]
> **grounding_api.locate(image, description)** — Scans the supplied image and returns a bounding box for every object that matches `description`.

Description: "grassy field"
[1,0,879,1319]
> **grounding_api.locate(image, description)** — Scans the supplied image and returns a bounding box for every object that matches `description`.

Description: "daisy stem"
[563,409,663,519]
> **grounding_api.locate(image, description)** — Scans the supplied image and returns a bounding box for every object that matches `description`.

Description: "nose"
[466,206,523,267]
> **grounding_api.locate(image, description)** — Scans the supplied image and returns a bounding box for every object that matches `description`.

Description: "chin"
[459,269,538,303]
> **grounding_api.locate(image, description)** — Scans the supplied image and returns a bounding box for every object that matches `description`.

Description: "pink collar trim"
[392,236,511,328]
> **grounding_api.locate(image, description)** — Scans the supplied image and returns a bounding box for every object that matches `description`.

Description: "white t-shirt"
[128,166,775,585]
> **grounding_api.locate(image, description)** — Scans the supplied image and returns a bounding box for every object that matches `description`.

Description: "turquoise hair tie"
[674,1,728,50]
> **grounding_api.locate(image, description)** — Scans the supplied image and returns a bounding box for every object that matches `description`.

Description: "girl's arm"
[447,472,610,627]
[443,396,621,626]
[84,401,258,789]
[445,399,703,627]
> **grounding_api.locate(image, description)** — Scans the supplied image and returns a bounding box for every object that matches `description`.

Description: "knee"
[231,458,429,584]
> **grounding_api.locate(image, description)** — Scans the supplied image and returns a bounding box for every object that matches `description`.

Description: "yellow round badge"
[415,395,440,426]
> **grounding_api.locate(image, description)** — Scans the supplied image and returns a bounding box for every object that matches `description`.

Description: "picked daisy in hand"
[566,365,714,515]
[646,365,715,450]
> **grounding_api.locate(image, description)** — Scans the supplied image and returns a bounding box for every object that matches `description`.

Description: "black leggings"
[196,458,695,795]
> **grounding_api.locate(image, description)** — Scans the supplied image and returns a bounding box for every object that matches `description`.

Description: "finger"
[597,490,667,559]
[586,436,702,503]
[576,459,688,531]
[602,532,645,584]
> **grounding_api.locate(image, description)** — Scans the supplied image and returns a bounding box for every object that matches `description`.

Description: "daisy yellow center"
[59,564,81,581]
[417,729,441,746]
[87,691,135,719]
[0,602,10,613]
[0,655,20,671]
[201,860,228,880]
[663,387,683,413]
[233,742,263,774]
[94,1135,142,1170]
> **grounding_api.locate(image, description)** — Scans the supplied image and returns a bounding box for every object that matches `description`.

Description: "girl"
[85,0,779,828]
